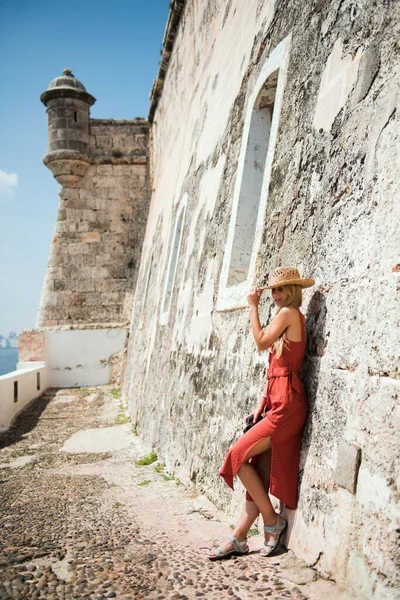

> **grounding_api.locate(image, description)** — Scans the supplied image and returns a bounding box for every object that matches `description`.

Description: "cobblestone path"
[0,387,350,600]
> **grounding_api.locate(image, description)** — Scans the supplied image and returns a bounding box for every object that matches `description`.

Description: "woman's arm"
[247,288,294,351]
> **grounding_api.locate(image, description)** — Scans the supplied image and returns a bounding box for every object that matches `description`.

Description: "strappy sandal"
[260,514,287,557]
[208,534,249,561]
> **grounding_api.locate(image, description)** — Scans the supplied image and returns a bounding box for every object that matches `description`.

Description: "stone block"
[96,135,112,149]
[96,165,114,177]
[41,291,58,307]
[80,254,97,267]
[68,242,89,255]
[18,330,46,362]
[334,439,361,494]
[91,266,109,280]
[92,197,108,210]
[54,279,67,291]
[46,267,62,279]
[81,232,101,243]
[96,253,111,265]
[74,280,95,293]
[101,292,123,305]
[96,279,128,292]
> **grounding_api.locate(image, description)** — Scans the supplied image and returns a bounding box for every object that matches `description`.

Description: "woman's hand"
[245,398,265,424]
[247,286,263,307]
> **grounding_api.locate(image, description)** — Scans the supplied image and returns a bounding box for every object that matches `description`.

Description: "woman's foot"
[208,534,249,561]
[260,514,287,557]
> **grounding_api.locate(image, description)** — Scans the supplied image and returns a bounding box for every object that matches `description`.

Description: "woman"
[209,266,314,560]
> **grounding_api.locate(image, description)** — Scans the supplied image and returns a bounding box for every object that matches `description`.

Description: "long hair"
[269,284,302,358]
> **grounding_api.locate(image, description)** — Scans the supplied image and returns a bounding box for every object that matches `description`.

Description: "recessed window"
[217,35,291,310]
[37,372,41,391]
[227,70,278,286]
[138,254,154,329]
[14,381,18,403]
[160,195,187,325]
[74,111,78,123]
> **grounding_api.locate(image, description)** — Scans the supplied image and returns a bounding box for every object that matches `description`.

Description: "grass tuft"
[248,527,259,537]
[115,403,131,425]
[110,388,121,399]
[115,412,130,425]
[112,502,124,508]
[138,480,151,487]
[136,451,158,466]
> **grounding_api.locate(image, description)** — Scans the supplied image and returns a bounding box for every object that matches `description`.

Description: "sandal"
[208,534,249,561]
[260,514,287,557]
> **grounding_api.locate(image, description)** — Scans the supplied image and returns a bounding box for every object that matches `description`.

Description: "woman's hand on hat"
[248,286,263,307]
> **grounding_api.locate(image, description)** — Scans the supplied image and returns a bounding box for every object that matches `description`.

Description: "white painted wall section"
[0,363,48,431]
[313,38,363,131]
[46,329,127,387]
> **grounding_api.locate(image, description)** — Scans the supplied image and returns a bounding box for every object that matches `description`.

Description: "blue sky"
[0,0,170,335]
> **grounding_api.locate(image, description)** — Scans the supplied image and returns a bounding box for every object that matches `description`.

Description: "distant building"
[0,333,18,348]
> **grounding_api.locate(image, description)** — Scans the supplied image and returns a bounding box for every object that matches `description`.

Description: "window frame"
[217,34,292,311]
[159,194,187,325]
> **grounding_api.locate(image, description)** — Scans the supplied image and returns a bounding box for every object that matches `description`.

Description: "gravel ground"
[0,387,352,600]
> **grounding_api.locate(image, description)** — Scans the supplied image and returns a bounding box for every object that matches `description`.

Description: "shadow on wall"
[0,392,53,451]
[300,291,328,467]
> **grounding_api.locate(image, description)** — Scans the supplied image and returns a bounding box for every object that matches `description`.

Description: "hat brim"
[265,278,315,289]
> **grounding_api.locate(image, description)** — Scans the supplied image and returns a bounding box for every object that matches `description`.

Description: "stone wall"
[123,0,400,598]
[37,119,150,327]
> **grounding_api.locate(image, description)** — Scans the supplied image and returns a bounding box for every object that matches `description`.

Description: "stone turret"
[40,68,96,186]
[37,69,150,329]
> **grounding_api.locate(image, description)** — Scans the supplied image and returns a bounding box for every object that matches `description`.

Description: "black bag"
[243,414,264,434]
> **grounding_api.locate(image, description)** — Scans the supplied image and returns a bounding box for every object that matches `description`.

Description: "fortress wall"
[37,119,150,327]
[123,0,399,597]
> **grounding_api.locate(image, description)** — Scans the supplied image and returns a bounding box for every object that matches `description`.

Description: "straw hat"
[264,266,315,289]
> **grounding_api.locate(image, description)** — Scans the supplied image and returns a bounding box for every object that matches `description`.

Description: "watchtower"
[40,68,96,186]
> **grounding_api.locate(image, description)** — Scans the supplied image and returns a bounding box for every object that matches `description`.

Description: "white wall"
[45,329,127,387]
[0,362,48,431]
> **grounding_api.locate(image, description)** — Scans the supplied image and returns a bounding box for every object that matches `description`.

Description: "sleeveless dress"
[220,308,307,510]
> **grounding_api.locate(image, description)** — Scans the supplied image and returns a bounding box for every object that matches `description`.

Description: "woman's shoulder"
[280,306,299,318]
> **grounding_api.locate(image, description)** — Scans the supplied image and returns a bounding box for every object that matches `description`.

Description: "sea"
[0,348,19,376]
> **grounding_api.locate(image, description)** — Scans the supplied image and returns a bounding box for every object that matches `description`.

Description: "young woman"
[209,266,314,560]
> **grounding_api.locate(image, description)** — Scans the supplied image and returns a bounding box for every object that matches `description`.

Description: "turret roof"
[46,68,87,92]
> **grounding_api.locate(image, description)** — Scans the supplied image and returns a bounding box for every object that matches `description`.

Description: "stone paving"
[0,387,353,600]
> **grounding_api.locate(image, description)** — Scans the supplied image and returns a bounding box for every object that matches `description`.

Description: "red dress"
[220,309,307,510]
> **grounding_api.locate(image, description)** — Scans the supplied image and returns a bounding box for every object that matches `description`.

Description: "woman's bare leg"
[231,500,259,541]
[237,438,285,548]
[232,449,271,539]
[209,450,272,557]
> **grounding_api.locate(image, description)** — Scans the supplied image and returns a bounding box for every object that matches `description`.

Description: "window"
[14,381,18,403]
[138,254,154,330]
[37,372,41,391]
[227,70,278,286]
[217,35,292,310]
[160,195,187,325]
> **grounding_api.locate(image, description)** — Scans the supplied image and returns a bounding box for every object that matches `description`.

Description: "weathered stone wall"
[123,0,399,598]
[38,119,150,327]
